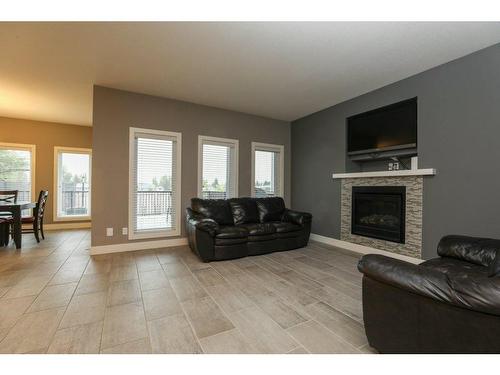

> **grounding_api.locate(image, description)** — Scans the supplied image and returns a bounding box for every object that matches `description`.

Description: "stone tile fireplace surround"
[340,175,424,259]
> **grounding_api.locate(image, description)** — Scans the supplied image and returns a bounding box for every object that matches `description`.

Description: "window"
[129,127,181,239]
[198,136,238,199]
[251,142,284,198]
[54,147,92,221]
[0,143,35,216]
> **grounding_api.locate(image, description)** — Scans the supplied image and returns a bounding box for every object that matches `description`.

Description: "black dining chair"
[0,190,18,203]
[0,217,8,246]
[21,190,49,242]
[0,190,18,246]
[0,190,18,215]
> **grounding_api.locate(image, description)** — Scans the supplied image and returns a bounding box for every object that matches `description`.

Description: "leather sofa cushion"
[437,235,499,267]
[256,197,286,222]
[271,221,302,233]
[247,234,277,242]
[191,198,234,226]
[229,198,259,225]
[215,237,248,246]
[488,252,500,277]
[238,223,276,236]
[215,226,248,239]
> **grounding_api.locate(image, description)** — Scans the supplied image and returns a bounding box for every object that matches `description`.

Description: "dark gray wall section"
[93,86,290,246]
[291,43,500,259]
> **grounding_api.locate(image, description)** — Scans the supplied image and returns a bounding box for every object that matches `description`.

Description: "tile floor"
[0,230,376,354]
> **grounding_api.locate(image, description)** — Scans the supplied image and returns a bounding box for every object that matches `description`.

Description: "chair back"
[35,190,49,221]
[0,190,18,203]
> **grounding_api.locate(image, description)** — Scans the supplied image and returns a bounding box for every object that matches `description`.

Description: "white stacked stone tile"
[340,176,423,259]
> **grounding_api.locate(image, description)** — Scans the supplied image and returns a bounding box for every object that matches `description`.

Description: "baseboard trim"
[90,237,189,255]
[31,222,92,231]
[310,233,423,264]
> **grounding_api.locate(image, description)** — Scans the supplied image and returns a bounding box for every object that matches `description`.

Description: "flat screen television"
[347,98,417,156]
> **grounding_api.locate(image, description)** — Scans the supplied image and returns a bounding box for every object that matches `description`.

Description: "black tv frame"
[346,97,417,159]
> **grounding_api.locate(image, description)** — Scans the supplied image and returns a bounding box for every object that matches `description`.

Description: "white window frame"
[0,142,36,207]
[128,127,182,240]
[53,146,92,222]
[197,135,239,199]
[251,142,285,198]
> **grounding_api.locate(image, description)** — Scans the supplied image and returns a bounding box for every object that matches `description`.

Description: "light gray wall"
[291,43,500,259]
[92,86,290,246]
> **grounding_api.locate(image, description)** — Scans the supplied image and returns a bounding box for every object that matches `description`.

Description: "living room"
[1,1,500,373]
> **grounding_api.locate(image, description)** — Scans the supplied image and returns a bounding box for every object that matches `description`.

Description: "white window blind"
[0,144,34,216]
[129,128,181,239]
[252,143,284,198]
[55,148,92,220]
[199,136,238,199]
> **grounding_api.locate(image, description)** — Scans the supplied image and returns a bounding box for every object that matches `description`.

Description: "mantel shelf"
[332,168,436,179]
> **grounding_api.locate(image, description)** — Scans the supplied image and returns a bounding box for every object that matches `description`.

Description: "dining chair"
[0,190,18,216]
[0,190,18,203]
[21,190,49,242]
[0,190,18,245]
[0,217,8,246]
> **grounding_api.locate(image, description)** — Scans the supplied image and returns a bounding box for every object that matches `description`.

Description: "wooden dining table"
[0,201,37,249]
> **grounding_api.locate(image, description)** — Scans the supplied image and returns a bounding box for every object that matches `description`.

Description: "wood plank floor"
[0,230,377,354]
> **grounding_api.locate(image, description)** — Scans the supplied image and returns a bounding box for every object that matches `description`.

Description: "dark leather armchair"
[358,235,500,353]
[186,197,312,262]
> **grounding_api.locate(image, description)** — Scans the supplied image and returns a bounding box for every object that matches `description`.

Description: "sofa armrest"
[358,254,454,304]
[282,209,312,225]
[186,208,219,236]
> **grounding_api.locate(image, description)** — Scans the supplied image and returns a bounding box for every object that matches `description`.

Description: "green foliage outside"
[152,175,172,190]
[202,178,226,192]
[0,150,29,183]
[61,165,88,185]
[255,180,271,188]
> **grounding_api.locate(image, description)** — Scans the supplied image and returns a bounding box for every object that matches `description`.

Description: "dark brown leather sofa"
[186,197,312,262]
[358,235,500,353]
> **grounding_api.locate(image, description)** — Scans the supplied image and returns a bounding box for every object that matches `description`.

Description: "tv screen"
[347,98,417,154]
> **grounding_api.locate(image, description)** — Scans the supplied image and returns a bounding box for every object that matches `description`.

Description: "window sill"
[128,228,180,240]
[54,216,91,222]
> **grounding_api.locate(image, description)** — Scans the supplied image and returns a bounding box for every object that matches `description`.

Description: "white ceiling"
[1,22,500,126]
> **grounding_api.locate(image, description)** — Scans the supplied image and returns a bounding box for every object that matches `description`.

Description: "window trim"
[251,142,285,198]
[128,127,182,240]
[197,135,239,199]
[53,146,92,222]
[0,142,36,204]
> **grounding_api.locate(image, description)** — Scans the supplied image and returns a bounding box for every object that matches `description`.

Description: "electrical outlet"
[388,163,393,171]
[122,227,128,235]
[393,162,400,170]
[106,228,113,237]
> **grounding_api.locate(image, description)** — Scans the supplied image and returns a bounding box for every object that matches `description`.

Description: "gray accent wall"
[291,43,500,259]
[92,86,290,246]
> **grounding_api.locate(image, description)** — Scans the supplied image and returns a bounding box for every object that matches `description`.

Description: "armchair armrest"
[359,254,500,316]
[358,254,454,304]
[282,209,312,225]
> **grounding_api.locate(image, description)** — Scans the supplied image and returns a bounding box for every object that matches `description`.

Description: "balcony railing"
[201,191,227,200]
[61,190,89,216]
[136,191,172,216]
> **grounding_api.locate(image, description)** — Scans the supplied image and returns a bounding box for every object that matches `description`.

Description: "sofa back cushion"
[256,197,286,223]
[229,198,259,225]
[437,235,500,267]
[191,198,233,226]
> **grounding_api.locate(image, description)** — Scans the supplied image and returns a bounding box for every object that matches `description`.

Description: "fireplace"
[351,186,406,243]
